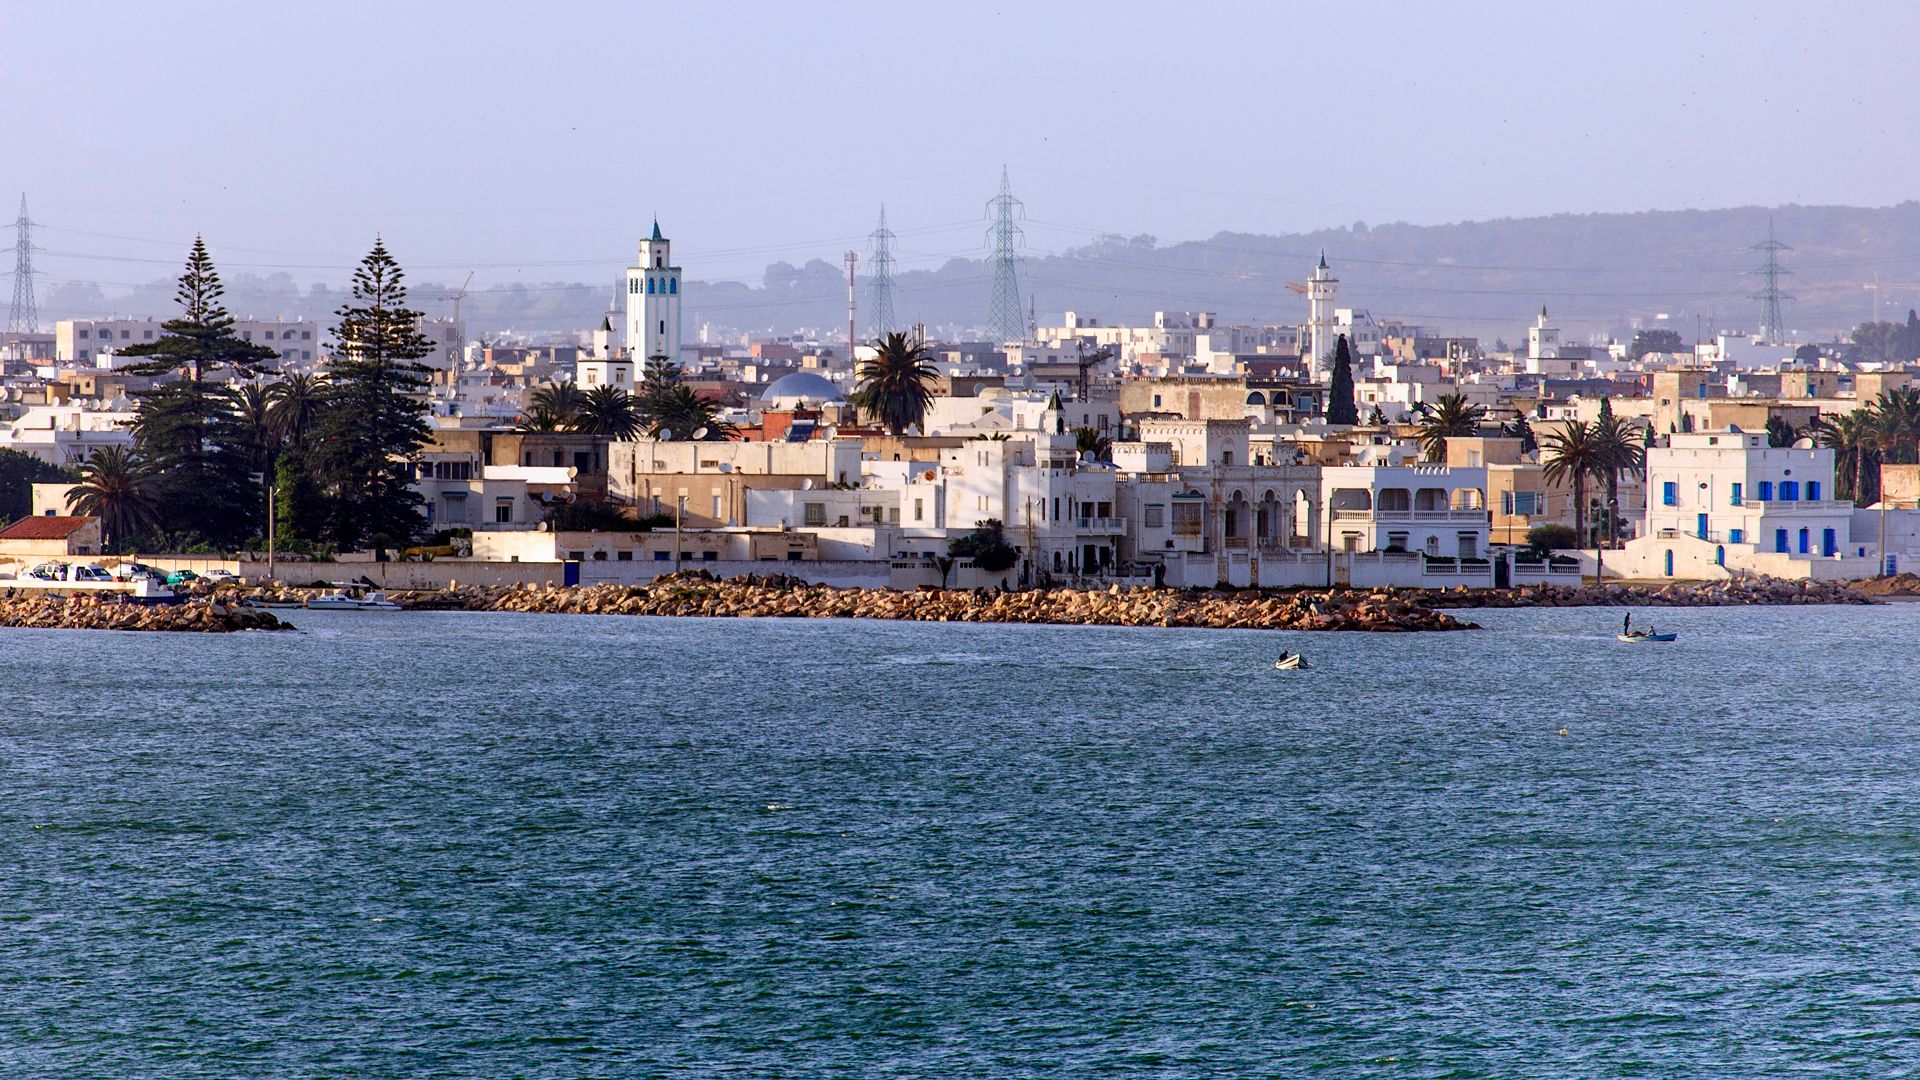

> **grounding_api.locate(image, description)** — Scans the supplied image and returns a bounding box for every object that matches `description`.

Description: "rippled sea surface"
[5,605,1920,1076]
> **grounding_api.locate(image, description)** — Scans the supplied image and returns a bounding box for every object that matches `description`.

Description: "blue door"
[1798,528,1810,555]
[1822,528,1837,556]
[1664,550,1674,577]
[1715,545,1725,566]
[1774,528,1788,553]
[563,561,581,587]
[1697,513,1709,538]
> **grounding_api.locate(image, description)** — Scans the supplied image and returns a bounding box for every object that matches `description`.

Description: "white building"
[1321,464,1491,558]
[56,318,324,367]
[625,221,682,366]
[1614,429,1874,579]
[0,404,136,465]
[1305,252,1338,380]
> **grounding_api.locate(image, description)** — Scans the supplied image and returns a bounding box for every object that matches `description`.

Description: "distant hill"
[44,203,1920,345]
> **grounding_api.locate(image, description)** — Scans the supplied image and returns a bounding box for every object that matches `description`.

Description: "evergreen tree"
[309,240,434,551]
[118,238,278,547]
[1598,396,1616,426]
[273,454,328,546]
[1325,335,1358,425]
[1366,404,1387,427]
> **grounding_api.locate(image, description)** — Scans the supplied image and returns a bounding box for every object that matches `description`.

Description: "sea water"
[3,606,1918,1076]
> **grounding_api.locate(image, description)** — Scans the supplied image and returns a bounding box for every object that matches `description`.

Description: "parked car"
[201,568,240,584]
[113,562,162,581]
[71,564,114,582]
[165,570,201,585]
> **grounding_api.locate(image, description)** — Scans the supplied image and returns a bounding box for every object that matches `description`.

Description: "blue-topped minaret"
[626,219,682,370]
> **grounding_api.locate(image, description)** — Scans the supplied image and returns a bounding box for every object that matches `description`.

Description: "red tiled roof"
[0,515,96,540]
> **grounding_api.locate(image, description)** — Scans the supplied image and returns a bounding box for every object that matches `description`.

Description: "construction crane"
[448,271,474,365]
[1285,281,1308,296]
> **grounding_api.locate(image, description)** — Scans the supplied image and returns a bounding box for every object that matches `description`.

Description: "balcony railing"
[1748,499,1852,512]
[1073,516,1127,535]
[1336,508,1487,522]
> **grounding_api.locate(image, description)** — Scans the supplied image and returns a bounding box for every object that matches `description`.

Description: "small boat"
[306,590,403,611]
[1274,654,1308,670]
[1617,631,1677,643]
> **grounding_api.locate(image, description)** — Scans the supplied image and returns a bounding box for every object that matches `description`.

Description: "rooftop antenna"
[867,205,896,339]
[8,194,37,335]
[985,166,1025,345]
[1748,217,1793,345]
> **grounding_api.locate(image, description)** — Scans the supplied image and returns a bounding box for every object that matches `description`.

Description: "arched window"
[668,279,677,295]
[646,279,655,295]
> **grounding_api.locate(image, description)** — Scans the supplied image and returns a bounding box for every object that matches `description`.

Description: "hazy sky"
[11,1,1920,291]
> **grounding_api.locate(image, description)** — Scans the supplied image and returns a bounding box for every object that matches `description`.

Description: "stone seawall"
[0,595,291,632]
[1426,578,1874,609]
[360,574,1478,632]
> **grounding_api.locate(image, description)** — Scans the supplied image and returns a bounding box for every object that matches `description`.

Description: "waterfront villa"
[1614,429,1877,580]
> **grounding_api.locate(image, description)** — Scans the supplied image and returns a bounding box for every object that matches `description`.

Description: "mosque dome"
[761,372,843,404]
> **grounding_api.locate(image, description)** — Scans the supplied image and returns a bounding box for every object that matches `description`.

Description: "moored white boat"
[305,589,403,611]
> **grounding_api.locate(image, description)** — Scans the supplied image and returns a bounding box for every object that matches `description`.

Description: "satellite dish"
[802,478,814,490]
[692,426,709,441]
[657,428,673,441]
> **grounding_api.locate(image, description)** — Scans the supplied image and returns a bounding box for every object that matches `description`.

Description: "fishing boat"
[305,589,403,611]
[1616,631,1677,643]
[1274,654,1308,670]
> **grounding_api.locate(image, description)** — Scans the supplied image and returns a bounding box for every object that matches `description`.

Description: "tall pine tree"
[1325,334,1358,425]
[310,240,434,551]
[118,238,277,547]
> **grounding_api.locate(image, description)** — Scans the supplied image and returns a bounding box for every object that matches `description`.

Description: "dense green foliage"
[1325,335,1358,426]
[1415,392,1487,462]
[0,449,75,524]
[307,241,434,551]
[949,518,1019,573]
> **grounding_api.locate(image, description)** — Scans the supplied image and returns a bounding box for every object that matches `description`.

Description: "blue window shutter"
[1809,481,1821,500]
[1730,482,1742,505]
[1759,481,1773,501]
[1662,481,1676,506]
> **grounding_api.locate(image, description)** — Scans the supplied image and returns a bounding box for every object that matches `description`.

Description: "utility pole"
[267,483,278,582]
[674,495,685,566]
[843,250,859,367]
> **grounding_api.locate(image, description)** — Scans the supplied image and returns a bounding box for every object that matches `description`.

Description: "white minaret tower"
[1305,250,1339,382]
[626,219,683,373]
[1527,305,1561,361]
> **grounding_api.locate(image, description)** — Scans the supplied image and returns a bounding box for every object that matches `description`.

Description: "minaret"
[625,219,682,373]
[1527,305,1561,362]
[1306,250,1338,381]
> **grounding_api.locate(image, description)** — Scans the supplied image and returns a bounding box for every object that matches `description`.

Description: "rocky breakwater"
[1427,576,1874,609]
[0,594,292,632]
[433,573,1477,632]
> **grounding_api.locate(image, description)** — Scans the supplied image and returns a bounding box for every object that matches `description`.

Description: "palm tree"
[1870,407,1906,496]
[1812,410,1875,504]
[267,372,328,451]
[645,384,735,441]
[1874,387,1920,464]
[1415,392,1487,462]
[1590,415,1647,546]
[1072,426,1113,462]
[530,381,587,426]
[66,446,160,552]
[852,332,937,435]
[513,406,569,433]
[225,382,280,526]
[1541,419,1604,549]
[572,385,644,440]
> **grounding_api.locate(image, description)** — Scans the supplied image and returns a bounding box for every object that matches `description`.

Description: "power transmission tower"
[8,194,36,335]
[867,205,896,339]
[1748,217,1793,345]
[985,167,1025,344]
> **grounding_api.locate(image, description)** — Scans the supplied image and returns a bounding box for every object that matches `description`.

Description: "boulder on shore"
[0,594,291,633]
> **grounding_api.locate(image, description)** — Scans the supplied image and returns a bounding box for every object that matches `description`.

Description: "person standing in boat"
[1623,612,1631,636]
